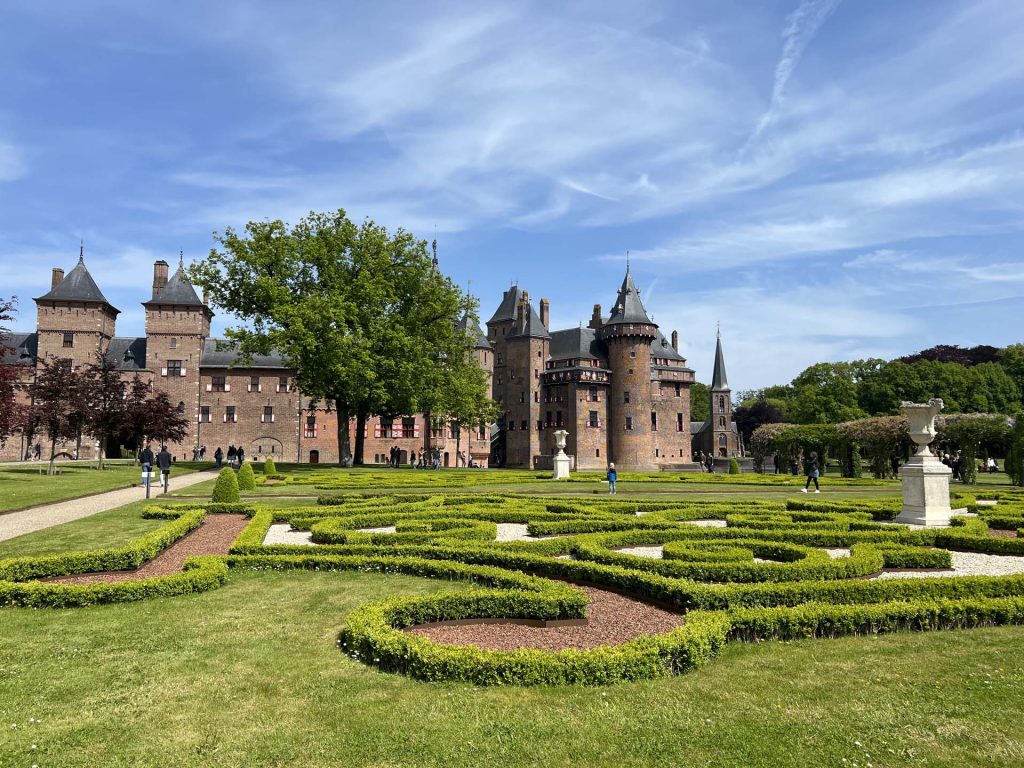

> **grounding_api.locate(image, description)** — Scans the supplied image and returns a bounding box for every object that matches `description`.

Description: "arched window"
[718,395,725,410]
[719,434,728,446]
[719,416,725,428]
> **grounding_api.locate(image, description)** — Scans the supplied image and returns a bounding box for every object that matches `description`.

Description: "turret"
[709,329,734,458]
[599,269,658,470]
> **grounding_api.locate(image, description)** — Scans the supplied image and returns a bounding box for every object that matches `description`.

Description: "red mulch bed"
[989,529,1020,539]
[48,514,249,585]
[406,586,685,651]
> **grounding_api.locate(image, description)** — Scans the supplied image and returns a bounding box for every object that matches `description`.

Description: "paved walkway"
[0,470,215,543]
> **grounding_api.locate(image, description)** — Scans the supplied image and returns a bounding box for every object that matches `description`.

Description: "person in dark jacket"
[214,447,223,468]
[157,445,172,493]
[139,443,155,491]
[227,445,237,467]
[801,451,821,493]
[236,446,245,466]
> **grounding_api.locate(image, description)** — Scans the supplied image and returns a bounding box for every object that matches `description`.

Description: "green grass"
[0,461,201,514]
[0,499,167,559]
[1,569,1022,767]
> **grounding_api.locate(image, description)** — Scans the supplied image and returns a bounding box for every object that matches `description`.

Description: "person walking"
[607,462,618,495]
[139,443,155,493]
[157,445,172,493]
[214,446,223,468]
[227,445,237,468]
[237,446,245,466]
[801,451,821,493]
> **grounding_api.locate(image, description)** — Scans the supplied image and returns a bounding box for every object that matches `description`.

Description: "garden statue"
[897,398,955,526]
[552,429,571,480]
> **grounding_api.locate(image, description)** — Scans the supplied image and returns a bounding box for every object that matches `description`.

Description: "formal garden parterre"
[4,468,1024,690]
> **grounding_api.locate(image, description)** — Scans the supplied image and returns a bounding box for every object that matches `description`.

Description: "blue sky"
[2,0,1023,390]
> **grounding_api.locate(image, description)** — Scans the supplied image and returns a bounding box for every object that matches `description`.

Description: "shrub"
[212,467,241,502]
[729,458,740,475]
[237,462,257,491]
[263,457,277,475]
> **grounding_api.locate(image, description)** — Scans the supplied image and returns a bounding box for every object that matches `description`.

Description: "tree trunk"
[335,401,353,467]
[454,421,462,466]
[75,429,82,462]
[354,410,367,466]
[48,438,57,476]
[97,434,106,471]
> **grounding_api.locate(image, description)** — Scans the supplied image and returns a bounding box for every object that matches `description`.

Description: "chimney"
[152,260,169,297]
[589,303,602,330]
[539,298,550,330]
[671,330,679,351]
[51,268,64,289]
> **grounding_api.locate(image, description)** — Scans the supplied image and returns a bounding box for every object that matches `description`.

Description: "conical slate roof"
[456,313,491,349]
[508,300,550,340]
[144,264,206,307]
[711,331,730,390]
[35,254,119,313]
[605,269,654,327]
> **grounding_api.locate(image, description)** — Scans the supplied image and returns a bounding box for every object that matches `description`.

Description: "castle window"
[249,376,261,393]
[623,391,630,404]
[478,425,486,440]
[519,391,525,403]
[166,360,182,377]
[719,395,725,410]
[655,448,659,457]
[170,337,178,349]
[402,417,417,438]
[675,383,681,397]
[210,376,227,392]
[719,416,725,428]
[262,406,274,423]
[62,332,73,348]
[521,420,527,431]
[534,391,539,403]
[304,415,317,439]
[588,410,599,428]
[719,434,728,446]
[625,416,633,431]
[225,405,237,423]
[651,412,658,431]
[629,346,637,358]
[537,419,543,431]
[588,387,598,402]
[628,369,634,375]
[676,413,684,432]
[277,376,289,393]
[199,406,211,423]
[596,448,600,457]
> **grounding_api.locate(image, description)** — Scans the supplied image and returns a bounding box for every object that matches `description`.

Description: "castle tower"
[599,269,658,470]
[709,329,733,458]
[143,257,212,455]
[34,245,119,365]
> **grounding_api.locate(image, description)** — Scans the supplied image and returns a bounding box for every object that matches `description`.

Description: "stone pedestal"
[897,455,954,526]
[553,452,572,480]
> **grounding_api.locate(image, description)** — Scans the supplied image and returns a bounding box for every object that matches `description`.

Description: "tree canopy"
[190,209,492,466]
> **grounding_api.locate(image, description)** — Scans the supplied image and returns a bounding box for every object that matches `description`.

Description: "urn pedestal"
[896,399,955,527]
[552,429,571,480]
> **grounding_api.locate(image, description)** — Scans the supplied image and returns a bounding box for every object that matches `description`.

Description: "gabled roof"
[2,332,37,365]
[487,286,523,324]
[711,332,730,390]
[35,255,119,313]
[605,269,654,327]
[144,264,206,308]
[548,327,605,361]
[456,313,491,349]
[652,331,686,362]
[200,338,288,369]
[106,337,148,370]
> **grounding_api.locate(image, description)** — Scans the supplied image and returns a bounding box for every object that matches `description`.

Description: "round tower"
[599,269,658,470]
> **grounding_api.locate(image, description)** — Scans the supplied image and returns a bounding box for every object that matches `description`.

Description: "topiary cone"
[264,457,277,475]
[212,467,241,503]
[237,461,257,491]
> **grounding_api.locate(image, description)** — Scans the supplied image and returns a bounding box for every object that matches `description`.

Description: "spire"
[431,226,438,270]
[711,330,729,390]
[179,249,184,266]
[604,268,655,327]
[79,240,84,264]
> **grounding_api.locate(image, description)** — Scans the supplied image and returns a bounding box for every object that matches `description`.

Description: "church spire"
[711,328,729,390]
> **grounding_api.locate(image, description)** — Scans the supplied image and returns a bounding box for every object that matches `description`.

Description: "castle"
[2,249,741,469]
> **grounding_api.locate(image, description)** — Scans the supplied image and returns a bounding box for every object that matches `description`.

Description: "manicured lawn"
[0,462,201,514]
[1,569,1022,767]
[0,499,166,559]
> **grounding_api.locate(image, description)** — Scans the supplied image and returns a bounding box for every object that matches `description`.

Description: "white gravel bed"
[873,551,1024,580]
[823,548,851,559]
[617,545,664,559]
[495,523,534,541]
[262,523,314,546]
[358,525,397,534]
[977,500,998,506]
[681,519,728,528]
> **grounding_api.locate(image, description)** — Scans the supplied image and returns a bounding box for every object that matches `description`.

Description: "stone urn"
[896,398,954,527]
[552,429,571,480]
[902,398,943,457]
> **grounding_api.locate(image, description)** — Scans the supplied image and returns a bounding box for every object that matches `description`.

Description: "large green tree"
[190,210,488,466]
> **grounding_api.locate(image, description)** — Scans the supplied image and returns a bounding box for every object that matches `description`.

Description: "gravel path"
[0,470,216,543]
[263,523,314,546]
[48,514,248,584]
[873,551,1024,580]
[406,585,685,651]
[682,519,728,528]
[617,545,664,559]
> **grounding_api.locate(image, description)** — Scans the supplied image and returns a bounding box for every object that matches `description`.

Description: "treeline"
[733,344,1024,441]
